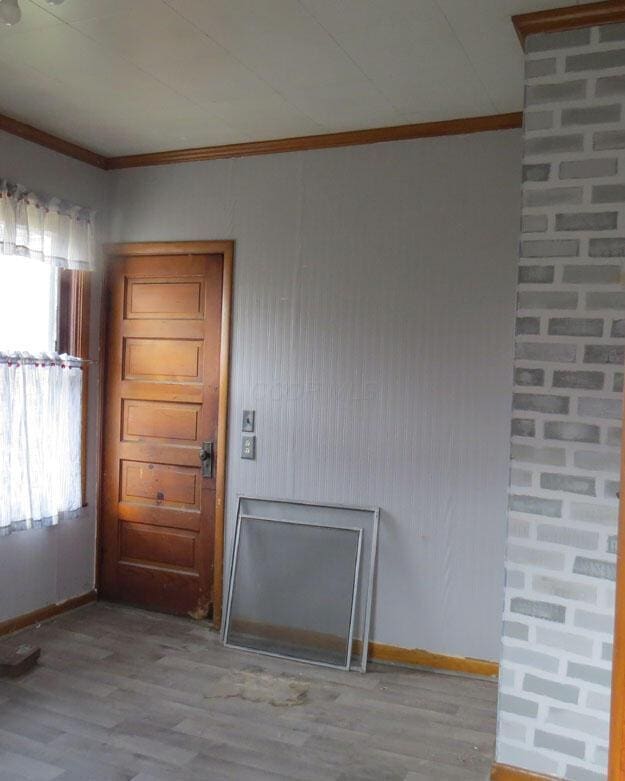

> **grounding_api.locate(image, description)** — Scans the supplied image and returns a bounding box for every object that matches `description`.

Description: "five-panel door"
[100,253,223,618]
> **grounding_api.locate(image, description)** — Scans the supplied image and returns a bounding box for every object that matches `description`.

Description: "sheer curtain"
[0,355,83,535]
[0,178,94,535]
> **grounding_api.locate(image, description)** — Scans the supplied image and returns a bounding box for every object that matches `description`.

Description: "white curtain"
[0,354,83,535]
[0,180,95,270]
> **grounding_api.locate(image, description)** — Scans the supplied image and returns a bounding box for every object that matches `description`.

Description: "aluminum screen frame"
[223,514,363,671]
[223,496,380,673]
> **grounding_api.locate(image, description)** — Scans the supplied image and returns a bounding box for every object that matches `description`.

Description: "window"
[0,255,59,353]
[0,178,94,535]
[0,263,90,535]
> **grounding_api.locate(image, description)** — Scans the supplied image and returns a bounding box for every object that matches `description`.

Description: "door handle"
[199,441,214,478]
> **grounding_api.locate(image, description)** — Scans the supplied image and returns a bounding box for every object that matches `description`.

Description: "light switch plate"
[241,435,256,460]
[242,410,255,432]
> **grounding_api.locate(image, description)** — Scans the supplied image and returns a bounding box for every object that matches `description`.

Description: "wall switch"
[242,410,255,432]
[241,435,256,460]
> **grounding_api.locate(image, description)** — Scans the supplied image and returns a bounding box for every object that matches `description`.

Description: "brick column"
[495,24,625,780]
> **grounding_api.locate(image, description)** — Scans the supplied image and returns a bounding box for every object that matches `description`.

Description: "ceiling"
[0,0,595,157]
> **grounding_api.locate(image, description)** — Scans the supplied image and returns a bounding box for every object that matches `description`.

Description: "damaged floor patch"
[215,669,309,707]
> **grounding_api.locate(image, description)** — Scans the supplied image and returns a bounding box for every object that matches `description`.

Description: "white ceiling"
[0,0,595,157]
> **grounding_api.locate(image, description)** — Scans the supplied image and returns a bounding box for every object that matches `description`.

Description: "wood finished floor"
[0,603,496,781]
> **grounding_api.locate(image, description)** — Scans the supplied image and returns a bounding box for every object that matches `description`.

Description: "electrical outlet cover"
[241,435,256,460]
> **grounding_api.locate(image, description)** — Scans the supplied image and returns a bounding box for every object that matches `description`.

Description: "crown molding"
[512,1,625,47]
[0,112,108,169]
[106,113,522,169]
[0,111,523,171]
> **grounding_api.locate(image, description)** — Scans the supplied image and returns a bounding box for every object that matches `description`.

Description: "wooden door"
[100,246,230,620]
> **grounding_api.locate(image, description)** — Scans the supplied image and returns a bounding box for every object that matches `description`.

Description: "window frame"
[58,269,91,506]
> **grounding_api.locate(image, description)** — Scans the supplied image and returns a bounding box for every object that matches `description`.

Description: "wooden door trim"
[100,240,233,630]
[609,393,625,778]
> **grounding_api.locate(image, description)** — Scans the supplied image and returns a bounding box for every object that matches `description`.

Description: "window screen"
[226,516,362,669]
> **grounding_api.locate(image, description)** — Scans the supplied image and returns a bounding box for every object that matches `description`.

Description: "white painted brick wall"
[496,23,625,781]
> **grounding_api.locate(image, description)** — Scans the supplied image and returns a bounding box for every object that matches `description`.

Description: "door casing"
[609,394,625,779]
[97,241,233,629]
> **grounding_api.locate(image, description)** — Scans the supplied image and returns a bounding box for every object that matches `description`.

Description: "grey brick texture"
[516,316,540,335]
[511,597,566,623]
[600,24,625,43]
[512,418,536,437]
[513,393,570,414]
[526,58,557,79]
[594,129,625,150]
[596,74,625,96]
[592,184,625,203]
[534,730,585,759]
[589,238,625,257]
[536,524,600,551]
[612,319,625,337]
[578,397,621,419]
[563,264,620,283]
[519,265,554,283]
[527,29,590,53]
[497,24,624,781]
[523,163,551,182]
[540,472,596,496]
[523,673,579,703]
[522,213,549,233]
[552,370,604,390]
[520,239,580,258]
[562,104,621,126]
[543,421,600,443]
[526,80,587,106]
[583,345,625,364]
[573,557,617,582]
[511,443,566,466]
[504,620,530,641]
[515,368,545,386]
[509,494,562,518]
[515,342,577,363]
[525,110,555,132]
[556,213,618,232]
[548,318,603,337]
[559,158,618,179]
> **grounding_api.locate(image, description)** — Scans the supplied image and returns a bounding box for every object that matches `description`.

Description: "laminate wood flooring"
[0,603,496,780]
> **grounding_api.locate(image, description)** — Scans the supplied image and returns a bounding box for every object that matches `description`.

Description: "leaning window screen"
[226,517,361,669]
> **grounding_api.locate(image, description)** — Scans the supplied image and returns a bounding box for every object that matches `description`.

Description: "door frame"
[98,240,234,629]
[609,397,625,779]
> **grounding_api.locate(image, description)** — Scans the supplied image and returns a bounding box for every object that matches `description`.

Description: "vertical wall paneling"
[110,131,520,660]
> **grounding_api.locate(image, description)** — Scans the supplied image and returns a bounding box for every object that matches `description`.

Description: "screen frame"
[223,512,363,671]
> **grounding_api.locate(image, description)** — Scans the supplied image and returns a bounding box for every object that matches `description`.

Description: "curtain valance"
[0,179,95,270]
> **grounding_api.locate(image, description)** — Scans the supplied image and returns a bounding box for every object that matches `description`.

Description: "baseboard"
[226,619,499,678]
[368,641,499,678]
[491,763,560,780]
[0,591,97,638]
